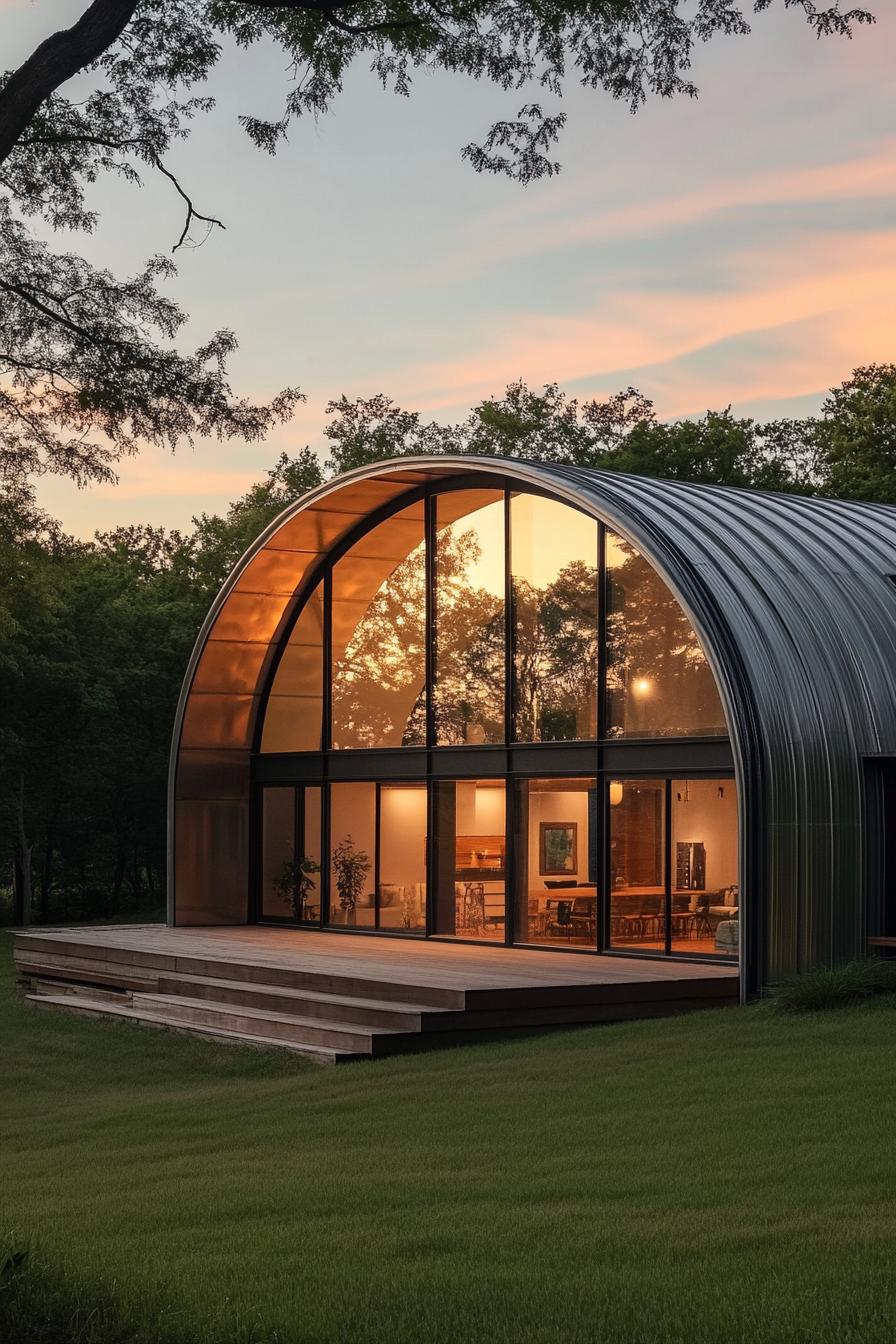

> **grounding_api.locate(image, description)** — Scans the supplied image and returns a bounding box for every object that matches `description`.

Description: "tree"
[318,379,825,493]
[812,364,896,505]
[1,0,872,486]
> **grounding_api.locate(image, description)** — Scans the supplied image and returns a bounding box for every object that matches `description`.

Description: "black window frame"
[250,476,737,962]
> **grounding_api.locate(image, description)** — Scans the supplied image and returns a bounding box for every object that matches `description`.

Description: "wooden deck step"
[129,992,407,1054]
[15,935,466,1008]
[26,994,355,1065]
[158,973,444,1029]
[14,951,159,994]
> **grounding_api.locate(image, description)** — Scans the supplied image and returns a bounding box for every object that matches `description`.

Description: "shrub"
[773,957,896,1013]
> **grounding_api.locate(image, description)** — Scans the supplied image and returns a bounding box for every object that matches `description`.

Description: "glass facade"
[378,784,427,932]
[433,779,506,939]
[253,483,737,962]
[510,494,598,742]
[513,778,598,945]
[434,491,505,745]
[609,779,667,952]
[607,776,738,959]
[671,778,738,957]
[260,785,322,923]
[606,531,727,738]
[331,503,426,749]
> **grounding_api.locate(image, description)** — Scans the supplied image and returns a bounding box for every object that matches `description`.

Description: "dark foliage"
[773,958,896,1013]
[2,365,894,923]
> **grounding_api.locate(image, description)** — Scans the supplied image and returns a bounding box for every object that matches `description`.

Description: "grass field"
[2,930,896,1344]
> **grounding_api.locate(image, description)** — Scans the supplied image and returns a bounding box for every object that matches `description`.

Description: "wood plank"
[16,923,738,1061]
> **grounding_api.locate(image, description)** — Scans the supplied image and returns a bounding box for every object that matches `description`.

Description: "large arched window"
[259,486,725,751]
[253,482,736,962]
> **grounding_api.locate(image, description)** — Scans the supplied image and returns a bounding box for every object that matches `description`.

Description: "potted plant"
[332,836,371,926]
[273,855,321,922]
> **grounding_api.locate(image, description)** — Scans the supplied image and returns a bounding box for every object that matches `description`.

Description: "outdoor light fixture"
[609,781,624,807]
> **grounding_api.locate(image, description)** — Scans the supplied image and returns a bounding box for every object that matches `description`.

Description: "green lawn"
[2,930,895,1344]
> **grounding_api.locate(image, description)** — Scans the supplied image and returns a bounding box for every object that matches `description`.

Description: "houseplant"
[332,836,371,926]
[273,855,321,922]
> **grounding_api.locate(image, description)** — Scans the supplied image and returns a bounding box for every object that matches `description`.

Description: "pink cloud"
[394,230,896,417]
[436,140,896,281]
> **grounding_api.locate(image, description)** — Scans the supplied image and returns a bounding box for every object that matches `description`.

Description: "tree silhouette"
[0,2,872,484]
[513,559,598,742]
[606,537,726,737]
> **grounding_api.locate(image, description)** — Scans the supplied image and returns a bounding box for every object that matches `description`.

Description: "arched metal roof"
[168,456,896,987]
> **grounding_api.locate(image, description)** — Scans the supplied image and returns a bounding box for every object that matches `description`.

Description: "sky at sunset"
[5,0,894,537]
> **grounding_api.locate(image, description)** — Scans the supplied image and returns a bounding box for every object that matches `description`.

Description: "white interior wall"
[671,779,737,892]
[379,786,427,887]
[526,790,591,891]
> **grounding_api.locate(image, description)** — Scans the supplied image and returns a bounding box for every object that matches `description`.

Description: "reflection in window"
[513,778,598,945]
[260,585,324,752]
[329,782,376,927]
[433,779,506,938]
[606,532,727,738]
[261,787,295,919]
[608,779,666,952]
[510,494,598,742]
[378,784,427,932]
[434,493,505,745]
[671,779,738,958]
[331,504,426,749]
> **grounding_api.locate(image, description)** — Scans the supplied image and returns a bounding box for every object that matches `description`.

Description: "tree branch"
[0,0,140,166]
[238,0,435,33]
[150,158,225,251]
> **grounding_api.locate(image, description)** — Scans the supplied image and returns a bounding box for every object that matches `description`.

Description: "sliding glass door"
[432,780,507,939]
[512,777,599,946]
[259,785,323,924]
[259,774,735,959]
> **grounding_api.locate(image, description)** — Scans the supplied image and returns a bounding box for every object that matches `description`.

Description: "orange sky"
[5,0,893,536]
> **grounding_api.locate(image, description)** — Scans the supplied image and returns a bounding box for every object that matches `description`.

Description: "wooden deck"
[14,925,740,1064]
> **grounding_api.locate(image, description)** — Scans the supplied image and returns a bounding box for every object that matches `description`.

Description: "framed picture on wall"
[539,822,577,876]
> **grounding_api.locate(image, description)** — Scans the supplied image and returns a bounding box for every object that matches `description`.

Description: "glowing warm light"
[609,781,624,807]
[631,676,653,698]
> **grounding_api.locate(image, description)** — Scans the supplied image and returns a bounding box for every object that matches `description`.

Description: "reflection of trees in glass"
[331,543,427,748]
[434,527,505,744]
[606,538,726,737]
[513,558,598,741]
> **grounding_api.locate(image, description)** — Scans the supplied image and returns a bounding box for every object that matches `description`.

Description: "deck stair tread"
[26,993,356,1063]
[159,973,444,1018]
[135,992,407,1035]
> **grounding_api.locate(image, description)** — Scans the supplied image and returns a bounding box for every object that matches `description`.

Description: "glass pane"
[609,779,666,951]
[261,787,295,919]
[510,495,598,742]
[432,780,506,939]
[434,492,505,745]
[513,778,598,946]
[378,784,427,932]
[605,532,727,738]
[300,786,323,925]
[331,504,427,749]
[329,782,377,927]
[260,585,324,752]
[671,779,738,958]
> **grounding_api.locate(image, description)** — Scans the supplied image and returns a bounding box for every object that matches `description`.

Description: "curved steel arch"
[168,456,896,990]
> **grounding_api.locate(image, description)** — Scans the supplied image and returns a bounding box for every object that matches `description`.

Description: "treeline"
[2,365,894,924]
